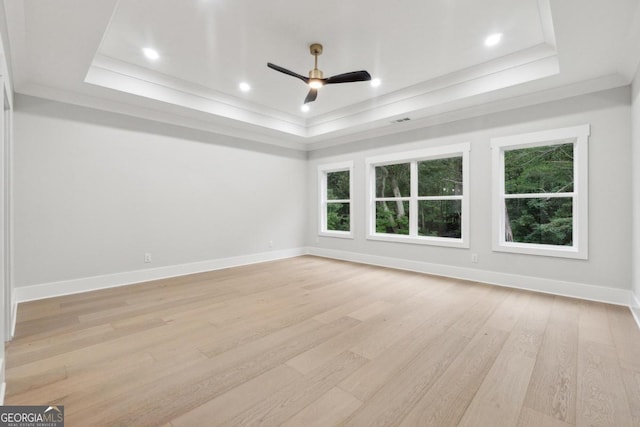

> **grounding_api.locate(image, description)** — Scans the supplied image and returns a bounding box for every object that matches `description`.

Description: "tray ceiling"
[5,0,640,149]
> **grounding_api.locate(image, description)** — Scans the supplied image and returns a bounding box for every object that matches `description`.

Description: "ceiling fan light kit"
[267,43,371,105]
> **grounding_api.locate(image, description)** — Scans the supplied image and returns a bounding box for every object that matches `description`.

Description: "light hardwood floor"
[5,256,640,426]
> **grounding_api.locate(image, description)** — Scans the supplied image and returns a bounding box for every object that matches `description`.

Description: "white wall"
[632,67,640,321]
[307,87,633,304]
[13,95,307,293]
[9,86,638,313]
[0,0,14,403]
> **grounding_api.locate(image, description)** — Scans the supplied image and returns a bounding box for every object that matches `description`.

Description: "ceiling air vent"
[391,117,411,124]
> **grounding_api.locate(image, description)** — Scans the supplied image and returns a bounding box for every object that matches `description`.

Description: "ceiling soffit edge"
[15,72,627,155]
[15,81,306,151]
[85,44,560,139]
[304,73,629,152]
[85,55,308,136]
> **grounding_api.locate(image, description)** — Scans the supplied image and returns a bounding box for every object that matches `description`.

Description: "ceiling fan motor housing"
[309,68,323,79]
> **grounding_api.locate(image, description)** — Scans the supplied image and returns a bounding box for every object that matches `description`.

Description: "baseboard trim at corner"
[14,248,306,303]
[306,247,633,307]
[10,301,17,339]
[0,356,5,404]
[631,293,640,329]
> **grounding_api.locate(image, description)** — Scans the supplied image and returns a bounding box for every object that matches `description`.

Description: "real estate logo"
[0,405,64,427]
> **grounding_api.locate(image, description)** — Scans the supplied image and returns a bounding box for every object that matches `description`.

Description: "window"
[318,161,354,238]
[366,143,470,247]
[491,125,589,259]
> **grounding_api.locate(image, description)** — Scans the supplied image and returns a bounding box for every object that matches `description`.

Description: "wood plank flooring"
[5,256,640,426]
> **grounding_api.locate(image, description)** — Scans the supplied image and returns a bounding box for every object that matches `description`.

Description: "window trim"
[490,124,590,259]
[365,143,470,248]
[318,161,354,239]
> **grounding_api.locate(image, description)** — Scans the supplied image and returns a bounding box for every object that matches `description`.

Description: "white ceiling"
[4,0,640,150]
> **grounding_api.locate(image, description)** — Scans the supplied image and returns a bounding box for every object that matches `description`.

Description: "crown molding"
[84,42,561,144]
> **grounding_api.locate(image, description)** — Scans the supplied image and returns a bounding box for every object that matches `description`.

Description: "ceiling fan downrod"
[309,43,323,80]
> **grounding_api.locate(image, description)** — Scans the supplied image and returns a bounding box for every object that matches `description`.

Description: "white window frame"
[490,124,589,259]
[318,161,354,239]
[365,143,470,248]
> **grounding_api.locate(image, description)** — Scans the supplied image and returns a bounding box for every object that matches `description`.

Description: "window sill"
[319,231,354,239]
[367,233,469,248]
[493,242,587,259]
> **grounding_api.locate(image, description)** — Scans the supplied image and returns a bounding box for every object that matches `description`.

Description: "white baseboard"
[306,247,634,307]
[631,293,640,329]
[11,246,639,330]
[0,356,4,405]
[14,248,306,303]
[10,301,17,339]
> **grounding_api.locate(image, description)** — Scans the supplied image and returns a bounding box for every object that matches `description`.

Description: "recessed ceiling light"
[301,105,310,112]
[239,82,251,92]
[484,33,503,47]
[142,47,159,60]
[370,78,381,87]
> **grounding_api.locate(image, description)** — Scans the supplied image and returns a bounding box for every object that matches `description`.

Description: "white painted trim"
[305,46,559,139]
[318,161,355,238]
[490,124,591,148]
[365,142,471,165]
[365,143,470,248]
[306,247,633,307]
[631,293,640,329]
[14,248,306,303]
[16,84,306,152]
[86,45,559,141]
[366,234,467,248]
[536,0,556,47]
[4,82,14,342]
[86,56,308,137]
[11,248,640,331]
[318,231,354,240]
[305,74,627,151]
[490,124,590,259]
[10,300,16,339]
[0,356,4,405]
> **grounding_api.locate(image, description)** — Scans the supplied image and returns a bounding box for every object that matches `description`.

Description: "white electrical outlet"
[471,253,479,263]
[268,240,274,248]
[144,253,152,263]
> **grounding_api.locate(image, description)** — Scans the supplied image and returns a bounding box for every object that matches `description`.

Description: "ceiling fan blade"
[304,88,318,104]
[267,63,309,83]
[325,70,372,84]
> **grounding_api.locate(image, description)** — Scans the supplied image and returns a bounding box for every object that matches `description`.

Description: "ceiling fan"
[267,43,372,104]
